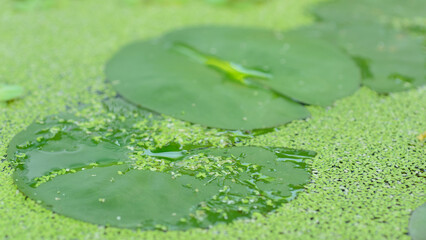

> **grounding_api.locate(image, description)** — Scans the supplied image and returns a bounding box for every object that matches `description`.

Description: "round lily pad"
[289,23,425,93]
[8,103,316,230]
[105,26,360,130]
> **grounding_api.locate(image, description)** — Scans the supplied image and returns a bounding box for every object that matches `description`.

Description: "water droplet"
[9,105,315,230]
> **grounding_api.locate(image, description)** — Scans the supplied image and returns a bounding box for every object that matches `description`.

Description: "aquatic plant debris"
[0,84,24,102]
[417,131,426,141]
[7,99,316,230]
[105,26,360,130]
[409,203,426,240]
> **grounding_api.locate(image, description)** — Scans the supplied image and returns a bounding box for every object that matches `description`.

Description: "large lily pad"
[289,23,425,93]
[8,101,316,230]
[105,26,360,130]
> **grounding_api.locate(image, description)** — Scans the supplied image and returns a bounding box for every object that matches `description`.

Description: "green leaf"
[289,23,425,93]
[409,203,426,240]
[0,84,25,102]
[161,27,360,106]
[105,26,360,130]
[8,104,316,230]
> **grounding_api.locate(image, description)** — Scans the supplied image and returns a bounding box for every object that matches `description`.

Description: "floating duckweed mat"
[7,99,316,230]
[2,0,425,238]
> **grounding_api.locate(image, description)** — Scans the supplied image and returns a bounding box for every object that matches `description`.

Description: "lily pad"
[289,23,425,93]
[7,101,316,230]
[105,26,360,130]
[409,203,426,240]
[312,0,426,25]
[0,84,24,102]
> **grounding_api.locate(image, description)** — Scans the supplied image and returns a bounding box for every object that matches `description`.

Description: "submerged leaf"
[0,84,24,102]
[106,26,360,130]
[409,203,426,240]
[7,101,316,230]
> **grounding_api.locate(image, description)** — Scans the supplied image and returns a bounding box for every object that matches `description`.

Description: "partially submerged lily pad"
[409,203,426,240]
[106,26,360,130]
[7,100,316,230]
[305,0,426,93]
[289,23,425,93]
[0,84,24,102]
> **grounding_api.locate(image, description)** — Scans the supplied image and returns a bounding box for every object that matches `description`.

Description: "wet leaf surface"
[106,26,360,130]
[8,99,316,230]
